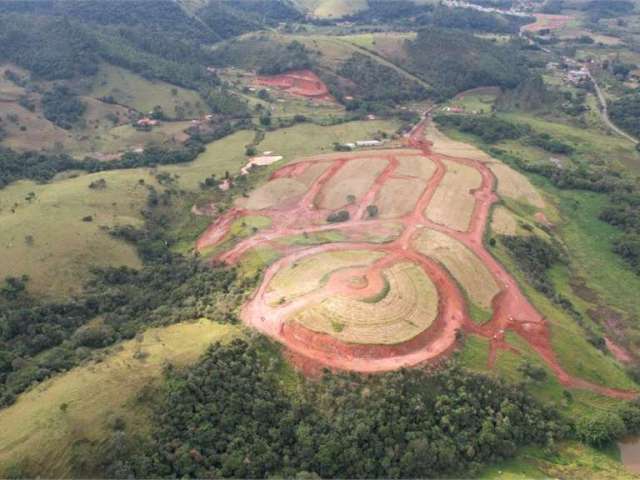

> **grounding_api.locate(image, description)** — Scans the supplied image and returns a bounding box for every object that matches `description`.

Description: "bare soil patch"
[256,69,334,101]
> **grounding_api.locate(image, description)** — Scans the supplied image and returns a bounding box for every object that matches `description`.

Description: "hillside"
[2,0,640,478]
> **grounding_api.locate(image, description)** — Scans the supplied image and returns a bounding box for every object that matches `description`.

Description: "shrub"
[576,411,626,447]
[326,210,350,223]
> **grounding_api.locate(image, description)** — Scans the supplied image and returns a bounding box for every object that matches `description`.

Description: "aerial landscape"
[2,0,640,478]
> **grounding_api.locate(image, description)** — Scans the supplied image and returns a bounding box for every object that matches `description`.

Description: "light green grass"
[0,320,241,478]
[439,123,639,393]
[278,230,346,246]
[256,119,402,164]
[230,216,272,236]
[3,119,394,297]
[309,0,367,18]
[160,130,254,189]
[89,64,206,118]
[237,245,281,278]
[491,240,636,392]
[480,442,635,479]
[0,171,153,298]
[499,112,640,173]
[449,91,498,114]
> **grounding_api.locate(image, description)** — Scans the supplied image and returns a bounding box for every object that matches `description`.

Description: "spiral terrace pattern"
[197,116,637,399]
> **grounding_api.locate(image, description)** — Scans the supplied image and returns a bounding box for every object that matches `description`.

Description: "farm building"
[356,140,383,147]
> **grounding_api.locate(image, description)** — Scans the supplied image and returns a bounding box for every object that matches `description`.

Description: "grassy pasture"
[0,171,153,298]
[297,0,367,18]
[499,112,640,174]
[480,442,635,479]
[89,64,206,119]
[0,65,26,101]
[434,124,639,395]
[0,320,241,478]
[0,128,256,297]
[0,102,75,152]
[449,88,499,113]
[256,119,402,163]
[491,231,637,392]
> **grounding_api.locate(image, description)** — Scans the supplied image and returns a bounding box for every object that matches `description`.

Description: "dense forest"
[100,339,569,478]
[0,186,256,406]
[338,53,430,104]
[41,86,86,129]
[609,93,640,138]
[196,0,302,39]
[406,29,527,99]
[346,0,531,33]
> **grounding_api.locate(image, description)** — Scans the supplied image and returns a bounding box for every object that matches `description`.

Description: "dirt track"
[197,117,637,399]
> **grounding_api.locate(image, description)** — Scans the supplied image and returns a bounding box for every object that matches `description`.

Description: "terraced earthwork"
[196,117,637,399]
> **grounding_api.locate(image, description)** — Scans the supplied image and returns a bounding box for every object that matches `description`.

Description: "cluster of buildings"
[567,67,590,85]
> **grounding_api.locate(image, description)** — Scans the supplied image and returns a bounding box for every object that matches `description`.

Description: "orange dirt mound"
[256,69,333,101]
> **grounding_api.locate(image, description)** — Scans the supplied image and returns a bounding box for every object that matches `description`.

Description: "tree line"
[406,28,528,99]
[435,114,573,154]
[99,339,568,478]
[0,184,256,407]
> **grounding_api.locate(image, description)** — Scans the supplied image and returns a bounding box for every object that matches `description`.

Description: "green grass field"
[293,0,367,18]
[0,118,401,298]
[0,320,241,478]
[0,171,151,298]
[499,112,640,173]
[480,442,635,479]
[448,89,499,114]
[89,64,207,119]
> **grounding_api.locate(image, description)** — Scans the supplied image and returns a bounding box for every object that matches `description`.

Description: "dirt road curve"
[197,116,637,399]
[587,69,639,145]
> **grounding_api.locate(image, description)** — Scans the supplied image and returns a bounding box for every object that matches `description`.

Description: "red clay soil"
[256,69,333,101]
[521,14,573,33]
[196,115,637,399]
[606,337,635,364]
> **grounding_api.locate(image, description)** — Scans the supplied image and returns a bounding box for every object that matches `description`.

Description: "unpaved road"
[197,116,637,399]
[588,69,638,145]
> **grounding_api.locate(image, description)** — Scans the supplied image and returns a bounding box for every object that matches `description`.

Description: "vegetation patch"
[95,339,568,478]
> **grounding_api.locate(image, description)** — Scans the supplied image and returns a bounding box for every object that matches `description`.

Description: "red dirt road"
[255,69,333,102]
[197,116,637,399]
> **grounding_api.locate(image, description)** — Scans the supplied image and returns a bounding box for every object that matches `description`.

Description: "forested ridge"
[101,339,569,478]
[609,93,640,139]
[345,0,532,33]
[0,184,256,406]
[406,29,527,99]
